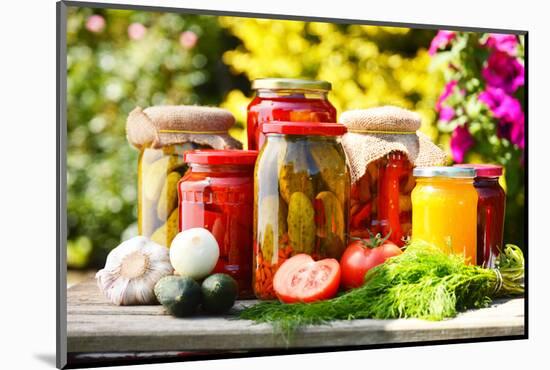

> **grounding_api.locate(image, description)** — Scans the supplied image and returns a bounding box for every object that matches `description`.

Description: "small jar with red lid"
[455,164,506,268]
[247,78,337,150]
[178,150,258,298]
[253,121,350,299]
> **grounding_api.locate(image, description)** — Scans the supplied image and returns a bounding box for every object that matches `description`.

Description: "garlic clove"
[96,236,174,306]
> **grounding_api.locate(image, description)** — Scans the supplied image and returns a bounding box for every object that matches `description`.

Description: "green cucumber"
[154,275,202,317]
[201,274,238,314]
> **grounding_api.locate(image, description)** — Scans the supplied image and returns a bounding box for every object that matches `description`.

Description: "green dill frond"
[239,241,524,342]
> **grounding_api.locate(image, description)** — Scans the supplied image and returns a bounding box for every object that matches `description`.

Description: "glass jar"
[138,143,202,247]
[411,167,478,264]
[247,78,337,150]
[455,164,506,268]
[178,150,258,298]
[350,151,414,246]
[128,105,243,248]
[254,122,349,299]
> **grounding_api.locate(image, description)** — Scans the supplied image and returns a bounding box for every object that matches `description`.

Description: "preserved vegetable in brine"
[253,122,349,300]
[178,150,257,298]
[350,152,413,245]
[247,78,336,150]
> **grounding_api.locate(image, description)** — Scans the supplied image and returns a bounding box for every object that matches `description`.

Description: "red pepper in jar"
[350,152,413,246]
[247,78,336,150]
[378,159,403,244]
[178,150,258,298]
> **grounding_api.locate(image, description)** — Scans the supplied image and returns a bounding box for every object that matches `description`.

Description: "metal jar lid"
[413,166,476,178]
[251,78,332,91]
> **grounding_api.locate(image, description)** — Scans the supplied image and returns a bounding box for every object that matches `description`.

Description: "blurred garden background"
[66,6,525,270]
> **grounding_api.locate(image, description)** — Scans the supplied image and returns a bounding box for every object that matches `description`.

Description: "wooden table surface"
[67,279,525,353]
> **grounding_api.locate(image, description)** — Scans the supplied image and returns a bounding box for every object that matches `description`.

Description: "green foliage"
[67,8,240,267]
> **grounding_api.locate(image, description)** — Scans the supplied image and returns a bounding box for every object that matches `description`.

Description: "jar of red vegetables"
[126,106,242,248]
[253,122,349,299]
[455,164,506,268]
[247,78,337,150]
[341,106,447,246]
[178,150,258,298]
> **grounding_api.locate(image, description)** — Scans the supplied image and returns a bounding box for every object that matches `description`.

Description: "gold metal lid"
[251,78,332,91]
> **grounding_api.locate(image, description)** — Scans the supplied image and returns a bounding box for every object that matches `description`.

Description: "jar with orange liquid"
[411,167,478,264]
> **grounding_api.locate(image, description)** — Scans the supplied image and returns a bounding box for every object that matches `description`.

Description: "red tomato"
[273,254,341,303]
[340,240,402,290]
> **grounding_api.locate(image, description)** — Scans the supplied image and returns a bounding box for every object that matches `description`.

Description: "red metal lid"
[262,121,347,136]
[184,149,258,166]
[454,164,503,177]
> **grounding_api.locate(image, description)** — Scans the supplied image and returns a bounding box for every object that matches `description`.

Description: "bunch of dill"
[239,241,524,339]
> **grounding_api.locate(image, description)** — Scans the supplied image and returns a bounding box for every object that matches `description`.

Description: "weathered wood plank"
[67,279,525,353]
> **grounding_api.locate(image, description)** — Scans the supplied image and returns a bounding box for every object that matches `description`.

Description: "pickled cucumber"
[278,140,315,203]
[151,209,179,247]
[315,191,344,240]
[310,143,347,205]
[287,192,316,254]
[315,191,345,258]
[157,172,182,220]
[261,223,274,262]
[139,197,160,237]
[143,155,185,202]
[257,195,287,263]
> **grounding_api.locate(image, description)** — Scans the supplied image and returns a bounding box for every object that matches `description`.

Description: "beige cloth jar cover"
[126,105,242,150]
[341,106,447,183]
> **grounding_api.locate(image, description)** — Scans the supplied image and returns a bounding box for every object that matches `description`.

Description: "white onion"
[169,228,220,280]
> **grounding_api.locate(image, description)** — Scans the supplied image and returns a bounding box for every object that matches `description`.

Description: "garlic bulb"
[96,236,174,305]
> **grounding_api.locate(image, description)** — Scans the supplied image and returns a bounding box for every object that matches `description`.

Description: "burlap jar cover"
[341,106,447,183]
[126,105,242,150]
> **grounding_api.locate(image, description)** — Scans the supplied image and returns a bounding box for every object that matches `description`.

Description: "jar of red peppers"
[341,106,447,246]
[126,106,242,248]
[247,78,337,150]
[455,164,506,268]
[349,152,415,244]
[178,150,258,298]
[253,122,350,300]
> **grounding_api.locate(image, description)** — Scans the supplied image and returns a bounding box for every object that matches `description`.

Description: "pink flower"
[482,51,524,94]
[479,87,525,148]
[128,23,147,40]
[439,106,455,122]
[450,125,475,163]
[436,80,458,111]
[479,87,523,123]
[429,30,456,55]
[86,15,105,33]
[483,33,518,56]
[510,115,525,149]
[180,31,198,49]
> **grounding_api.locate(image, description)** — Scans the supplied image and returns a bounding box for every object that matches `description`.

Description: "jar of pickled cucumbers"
[253,122,349,299]
[341,106,447,246]
[247,78,337,150]
[411,167,478,264]
[126,105,242,247]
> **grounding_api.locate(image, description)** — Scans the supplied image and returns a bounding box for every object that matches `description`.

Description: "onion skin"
[170,228,220,280]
